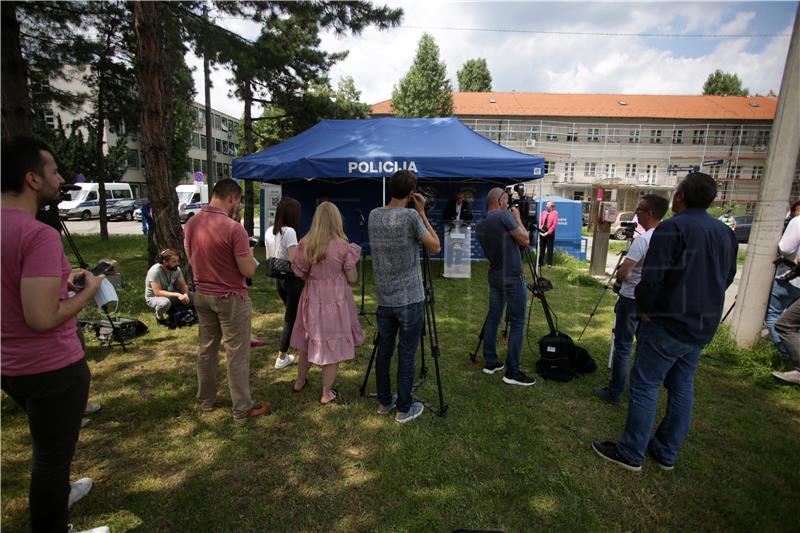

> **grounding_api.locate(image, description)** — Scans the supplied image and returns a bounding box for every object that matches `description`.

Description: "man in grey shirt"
[368,170,440,424]
[144,248,192,322]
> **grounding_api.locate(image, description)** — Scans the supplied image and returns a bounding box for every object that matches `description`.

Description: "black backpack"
[536,331,597,382]
[167,307,198,329]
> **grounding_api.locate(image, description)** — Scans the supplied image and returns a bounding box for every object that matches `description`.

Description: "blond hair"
[301,201,348,264]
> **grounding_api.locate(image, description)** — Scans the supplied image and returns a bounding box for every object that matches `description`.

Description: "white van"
[176,183,209,223]
[58,182,134,220]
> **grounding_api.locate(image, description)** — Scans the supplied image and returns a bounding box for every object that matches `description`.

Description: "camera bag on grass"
[536,331,597,382]
[265,257,294,280]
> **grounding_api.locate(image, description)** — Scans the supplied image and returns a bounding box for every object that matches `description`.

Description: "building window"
[222,140,229,155]
[191,132,201,149]
[215,161,224,178]
[738,130,751,146]
[476,124,499,141]
[727,164,741,180]
[192,159,202,173]
[752,166,764,180]
[607,128,620,143]
[713,130,726,145]
[215,138,222,153]
[213,114,222,130]
[672,129,683,144]
[692,129,706,145]
[586,128,600,142]
[544,160,556,174]
[38,109,56,128]
[195,107,205,128]
[545,127,558,142]
[649,130,662,144]
[604,163,616,177]
[573,191,585,201]
[565,162,576,180]
[628,129,640,144]
[625,163,637,178]
[645,164,658,184]
[567,130,578,143]
[527,126,539,141]
[200,134,207,150]
[201,159,208,174]
[755,130,770,146]
[127,149,139,169]
[709,165,721,179]
[584,162,597,177]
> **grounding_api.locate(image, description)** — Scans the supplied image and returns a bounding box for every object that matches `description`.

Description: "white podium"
[444,221,471,278]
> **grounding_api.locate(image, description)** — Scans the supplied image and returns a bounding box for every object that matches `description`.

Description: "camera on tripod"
[407,187,435,213]
[620,221,637,240]
[505,183,536,229]
[774,256,800,283]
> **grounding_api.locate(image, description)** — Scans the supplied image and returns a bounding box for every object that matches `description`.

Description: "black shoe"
[483,361,505,375]
[502,370,536,386]
[647,441,675,471]
[592,386,622,405]
[592,440,642,472]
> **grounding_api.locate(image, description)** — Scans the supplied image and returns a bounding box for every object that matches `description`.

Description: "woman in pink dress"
[290,202,364,404]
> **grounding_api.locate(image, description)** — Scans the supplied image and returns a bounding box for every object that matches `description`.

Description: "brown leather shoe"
[234,402,271,421]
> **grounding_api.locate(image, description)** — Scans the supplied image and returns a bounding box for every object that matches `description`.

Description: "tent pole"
[382,177,386,206]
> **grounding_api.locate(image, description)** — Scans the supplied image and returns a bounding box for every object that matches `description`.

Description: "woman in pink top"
[290,202,364,404]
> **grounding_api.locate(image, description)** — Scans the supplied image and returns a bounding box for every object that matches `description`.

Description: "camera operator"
[592,194,669,405]
[475,187,536,386]
[145,248,193,324]
[1,137,108,532]
[368,170,440,423]
[765,206,800,361]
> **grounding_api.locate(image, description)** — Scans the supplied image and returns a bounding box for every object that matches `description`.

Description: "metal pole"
[731,5,800,348]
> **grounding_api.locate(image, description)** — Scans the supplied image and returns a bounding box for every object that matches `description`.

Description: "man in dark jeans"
[368,170,440,423]
[593,172,737,472]
[475,187,536,386]
[1,137,108,532]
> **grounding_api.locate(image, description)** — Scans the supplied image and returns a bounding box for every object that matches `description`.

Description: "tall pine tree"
[391,33,453,117]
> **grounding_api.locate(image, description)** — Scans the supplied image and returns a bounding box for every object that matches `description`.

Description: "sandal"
[319,389,338,405]
[292,379,308,393]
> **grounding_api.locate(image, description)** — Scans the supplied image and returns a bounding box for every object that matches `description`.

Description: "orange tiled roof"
[371,92,777,121]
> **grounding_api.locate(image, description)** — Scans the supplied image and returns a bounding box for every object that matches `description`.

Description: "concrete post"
[730,6,800,348]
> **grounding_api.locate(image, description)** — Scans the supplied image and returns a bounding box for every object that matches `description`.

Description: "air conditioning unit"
[525,139,536,148]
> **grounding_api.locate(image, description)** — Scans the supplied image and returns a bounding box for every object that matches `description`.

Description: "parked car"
[610,211,636,240]
[108,198,147,221]
[733,215,753,243]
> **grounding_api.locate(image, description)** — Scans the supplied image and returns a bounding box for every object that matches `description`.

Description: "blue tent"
[233,117,545,180]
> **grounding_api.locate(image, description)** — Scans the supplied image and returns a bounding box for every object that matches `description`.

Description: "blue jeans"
[483,276,527,373]
[765,279,800,358]
[376,301,425,414]
[607,296,639,401]
[618,320,704,466]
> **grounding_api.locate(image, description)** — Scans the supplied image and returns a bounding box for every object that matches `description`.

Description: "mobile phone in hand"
[74,261,113,289]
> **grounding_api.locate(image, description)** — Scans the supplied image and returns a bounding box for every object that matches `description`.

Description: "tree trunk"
[96,80,109,240]
[1,2,33,139]
[243,80,255,238]
[133,1,189,279]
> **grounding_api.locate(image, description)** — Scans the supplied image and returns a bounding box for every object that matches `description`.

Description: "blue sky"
[191,1,797,117]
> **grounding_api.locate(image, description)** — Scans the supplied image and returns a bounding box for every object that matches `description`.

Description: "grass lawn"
[2,235,798,532]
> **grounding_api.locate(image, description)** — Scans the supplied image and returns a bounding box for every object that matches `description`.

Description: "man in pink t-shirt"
[1,137,107,532]
[184,178,268,421]
[538,201,558,267]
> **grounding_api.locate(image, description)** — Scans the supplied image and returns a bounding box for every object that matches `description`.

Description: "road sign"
[702,159,724,166]
[194,171,204,182]
[668,165,699,172]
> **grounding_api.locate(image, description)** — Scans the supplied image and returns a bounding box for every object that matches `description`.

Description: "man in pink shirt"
[538,201,558,267]
[184,179,269,421]
[1,137,107,532]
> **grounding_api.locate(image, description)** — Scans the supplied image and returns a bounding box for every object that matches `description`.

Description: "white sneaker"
[68,477,92,508]
[772,369,800,385]
[68,525,109,533]
[275,354,296,370]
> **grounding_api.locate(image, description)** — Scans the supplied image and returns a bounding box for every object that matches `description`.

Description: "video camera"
[407,186,436,213]
[774,256,800,283]
[620,221,637,240]
[505,183,537,230]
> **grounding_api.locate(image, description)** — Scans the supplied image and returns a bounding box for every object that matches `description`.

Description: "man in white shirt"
[772,215,800,385]
[593,194,670,404]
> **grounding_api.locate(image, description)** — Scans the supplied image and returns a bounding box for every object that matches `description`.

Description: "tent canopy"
[233,117,544,181]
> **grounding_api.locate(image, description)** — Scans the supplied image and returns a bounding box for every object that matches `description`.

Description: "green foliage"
[703,69,749,96]
[457,58,492,92]
[242,76,371,151]
[391,33,453,117]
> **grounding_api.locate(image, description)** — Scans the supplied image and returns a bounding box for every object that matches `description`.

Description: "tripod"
[50,204,128,351]
[356,209,373,325]
[359,247,448,417]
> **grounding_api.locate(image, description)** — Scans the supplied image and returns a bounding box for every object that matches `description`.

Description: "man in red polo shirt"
[184,179,269,421]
